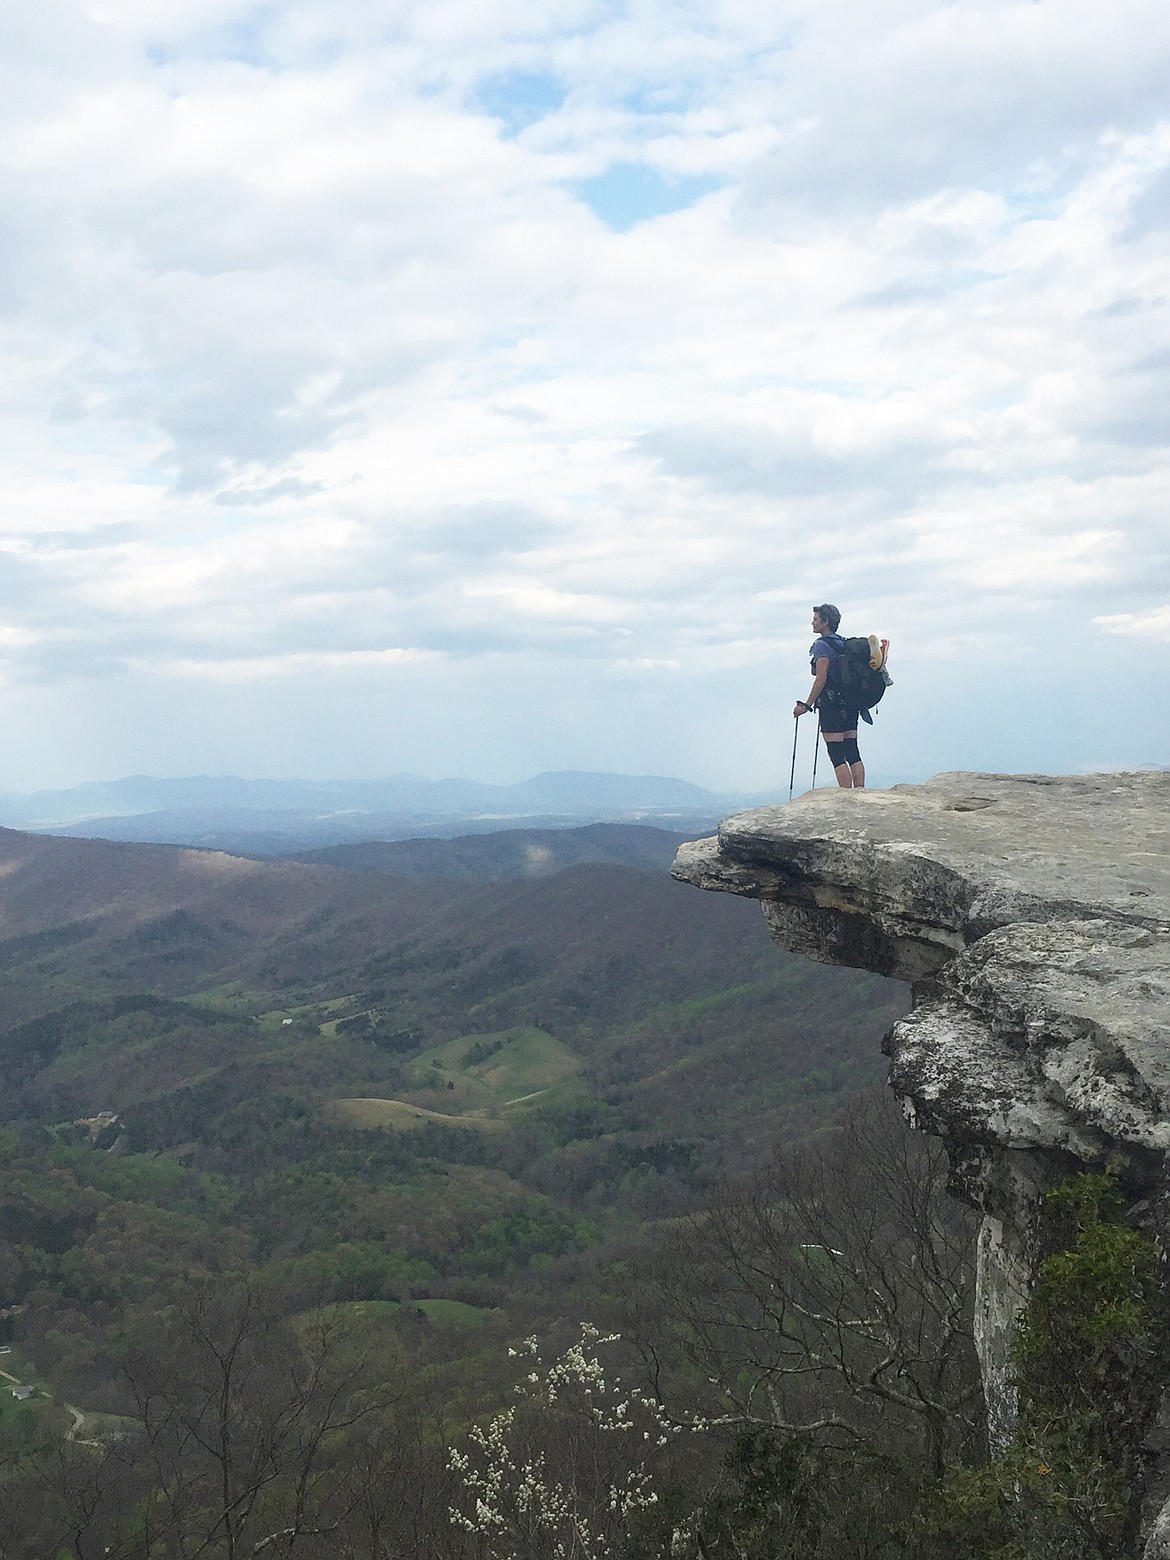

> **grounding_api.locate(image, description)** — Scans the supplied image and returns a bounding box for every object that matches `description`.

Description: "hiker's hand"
[793,700,809,718]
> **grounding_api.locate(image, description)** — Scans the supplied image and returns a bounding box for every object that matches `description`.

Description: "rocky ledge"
[673,771,1170,1537]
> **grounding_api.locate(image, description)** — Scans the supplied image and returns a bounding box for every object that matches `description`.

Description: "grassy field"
[325,1097,510,1132]
[313,1299,494,1325]
[183,981,274,1018]
[184,981,357,1033]
[327,1026,582,1133]
[0,1390,35,1430]
[414,1298,492,1324]
[405,1026,580,1111]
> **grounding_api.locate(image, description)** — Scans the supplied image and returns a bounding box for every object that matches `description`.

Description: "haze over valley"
[0,770,772,854]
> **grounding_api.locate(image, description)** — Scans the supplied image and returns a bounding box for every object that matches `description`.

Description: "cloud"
[0,0,1167,788]
[138,647,437,682]
[637,417,949,499]
[215,477,326,506]
[741,0,1170,213]
[605,657,682,679]
[1094,606,1170,642]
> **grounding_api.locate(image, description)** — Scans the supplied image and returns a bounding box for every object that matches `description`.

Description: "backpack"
[823,634,891,724]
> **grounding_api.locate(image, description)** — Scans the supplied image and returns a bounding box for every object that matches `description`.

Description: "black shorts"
[816,694,859,733]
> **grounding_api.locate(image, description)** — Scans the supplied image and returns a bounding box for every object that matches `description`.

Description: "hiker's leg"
[823,732,855,789]
[844,732,864,789]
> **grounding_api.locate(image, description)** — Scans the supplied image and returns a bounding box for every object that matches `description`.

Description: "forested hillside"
[287,820,691,879]
[0,822,1015,1559]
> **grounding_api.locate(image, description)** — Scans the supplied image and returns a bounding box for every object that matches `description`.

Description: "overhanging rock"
[673,770,1170,1513]
[675,770,1170,980]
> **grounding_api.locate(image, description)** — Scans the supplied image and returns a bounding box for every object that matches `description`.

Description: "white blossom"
[447,1323,702,1560]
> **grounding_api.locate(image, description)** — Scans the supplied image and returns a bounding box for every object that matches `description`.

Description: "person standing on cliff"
[793,604,865,789]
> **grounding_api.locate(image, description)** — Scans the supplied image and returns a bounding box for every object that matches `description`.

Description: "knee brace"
[826,737,861,768]
[825,739,850,767]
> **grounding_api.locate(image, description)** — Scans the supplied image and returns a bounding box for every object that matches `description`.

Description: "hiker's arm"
[794,657,830,718]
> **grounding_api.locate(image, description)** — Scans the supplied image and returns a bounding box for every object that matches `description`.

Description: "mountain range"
[0,807,909,1552]
[0,770,778,854]
[0,817,904,1167]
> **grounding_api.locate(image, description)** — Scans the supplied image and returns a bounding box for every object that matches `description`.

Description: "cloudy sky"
[1,0,1168,793]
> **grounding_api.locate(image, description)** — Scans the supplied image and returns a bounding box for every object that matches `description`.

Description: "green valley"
[0,820,940,1558]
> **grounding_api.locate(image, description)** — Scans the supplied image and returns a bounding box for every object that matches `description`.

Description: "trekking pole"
[788,717,800,801]
[810,714,821,789]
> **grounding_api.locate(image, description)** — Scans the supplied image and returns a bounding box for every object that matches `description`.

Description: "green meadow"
[329,1025,582,1131]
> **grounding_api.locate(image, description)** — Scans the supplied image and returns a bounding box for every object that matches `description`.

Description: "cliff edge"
[673,770,1170,1544]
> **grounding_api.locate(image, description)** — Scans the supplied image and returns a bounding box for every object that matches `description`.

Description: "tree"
[642,1090,983,1477]
[106,1276,388,1558]
[936,1170,1169,1560]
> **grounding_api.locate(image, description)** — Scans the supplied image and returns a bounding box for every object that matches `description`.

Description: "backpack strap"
[822,633,847,685]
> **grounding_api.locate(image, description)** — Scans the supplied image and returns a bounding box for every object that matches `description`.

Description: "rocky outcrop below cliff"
[673,770,1170,1547]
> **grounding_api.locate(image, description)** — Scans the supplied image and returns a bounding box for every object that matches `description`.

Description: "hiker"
[793,603,865,789]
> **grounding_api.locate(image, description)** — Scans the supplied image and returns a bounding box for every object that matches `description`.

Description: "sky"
[1,0,1168,794]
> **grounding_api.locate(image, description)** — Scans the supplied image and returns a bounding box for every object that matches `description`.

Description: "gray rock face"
[673,770,1170,1495]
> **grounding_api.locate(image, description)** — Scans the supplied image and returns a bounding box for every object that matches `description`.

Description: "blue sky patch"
[477,70,566,135]
[570,164,722,231]
[620,85,692,116]
[145,7,279,68]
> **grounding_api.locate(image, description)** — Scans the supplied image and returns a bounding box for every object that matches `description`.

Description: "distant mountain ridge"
[0,770,773,854]
[0,769,740,821]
